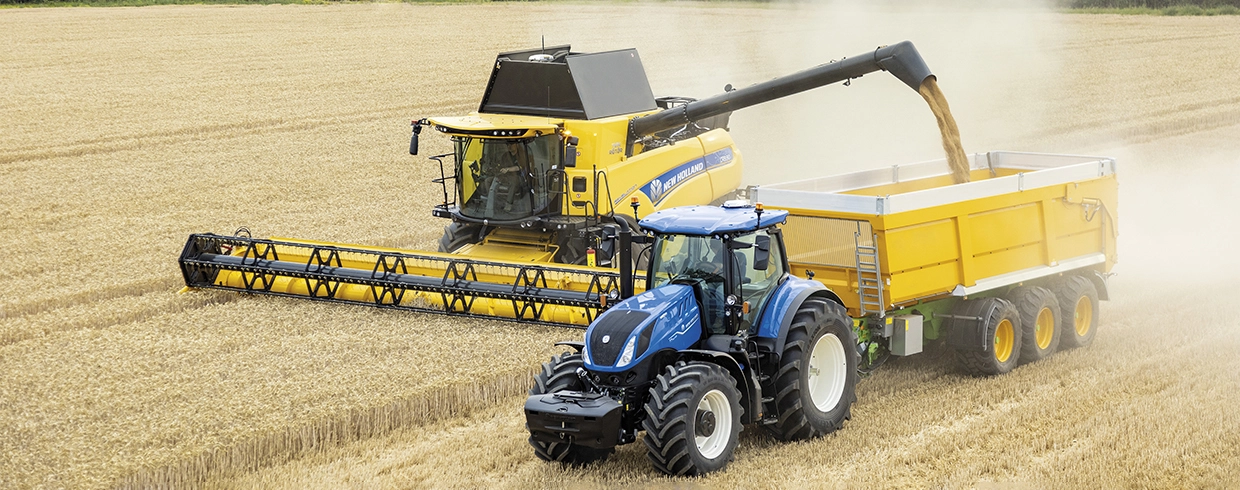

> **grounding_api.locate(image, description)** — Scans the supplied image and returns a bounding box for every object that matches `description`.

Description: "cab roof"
[427,115,560,139]
[639,204,789,236]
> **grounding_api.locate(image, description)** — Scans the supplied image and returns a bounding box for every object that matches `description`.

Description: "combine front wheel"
[642,361,743,476]
[437,222,483,253]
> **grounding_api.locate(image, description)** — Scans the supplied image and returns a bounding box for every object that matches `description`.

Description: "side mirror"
[409,122,422,155]
[564,136,579,168]
[753,235,771,271]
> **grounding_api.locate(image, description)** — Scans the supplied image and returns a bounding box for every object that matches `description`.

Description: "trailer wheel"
[953,297,1022,376]
[1009,286,1061,364]
[527,352,613,465]
[642,361,743,476]
[437,222,483,253]
[1052,275,1100,349]
[767,298,858,442]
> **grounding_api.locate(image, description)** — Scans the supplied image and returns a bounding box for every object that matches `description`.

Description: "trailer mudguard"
[753,276,844,357]
[1086,269,1110,301]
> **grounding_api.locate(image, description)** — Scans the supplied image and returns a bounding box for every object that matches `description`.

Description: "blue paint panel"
[754,277,828,340]
[639,147,734,206]
[584,285,702,373]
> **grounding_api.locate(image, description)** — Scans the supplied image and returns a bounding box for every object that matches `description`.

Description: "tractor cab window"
[649,234,728,334]
[730,229,785,329]
[455,134,561,221]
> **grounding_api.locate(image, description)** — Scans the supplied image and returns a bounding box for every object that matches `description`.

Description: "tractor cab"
[575,202,791,377]
[641,202,790,336]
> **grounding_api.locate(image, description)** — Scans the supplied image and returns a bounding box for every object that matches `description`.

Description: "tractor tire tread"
[642,361,743,476]
[767,298,857,442]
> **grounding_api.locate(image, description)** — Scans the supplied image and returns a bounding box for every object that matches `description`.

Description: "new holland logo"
[639,148,734,206]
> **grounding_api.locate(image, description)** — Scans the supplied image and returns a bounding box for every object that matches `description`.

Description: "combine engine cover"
[479,45,657,120]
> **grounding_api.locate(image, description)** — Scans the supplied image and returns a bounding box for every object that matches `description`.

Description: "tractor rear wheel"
[952,297,1022,376]
[767,298,858,441]
[1053,274,1100,349]
[527,352,613,465]
[437,222,483,253]
[642,361,743,476]
[1009,286,1061,364]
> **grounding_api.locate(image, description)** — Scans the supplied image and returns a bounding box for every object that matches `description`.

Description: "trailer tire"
[642,361,743,476]
[1009,286,1061,364]
[1052,274,1100,349]
[767,298,858,442]
[437,222,483,253]
[527,352,613,465]
[953,297,1022,376]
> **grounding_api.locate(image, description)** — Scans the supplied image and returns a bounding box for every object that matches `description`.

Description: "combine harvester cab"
[524,151,1118,475]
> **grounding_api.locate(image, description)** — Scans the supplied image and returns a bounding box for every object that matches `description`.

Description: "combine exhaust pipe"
[627,41,933,147]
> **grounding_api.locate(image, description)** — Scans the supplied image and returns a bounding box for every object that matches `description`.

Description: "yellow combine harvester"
[179,42,935,326]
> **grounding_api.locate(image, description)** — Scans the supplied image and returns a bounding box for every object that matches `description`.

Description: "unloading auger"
[178,42,933,327]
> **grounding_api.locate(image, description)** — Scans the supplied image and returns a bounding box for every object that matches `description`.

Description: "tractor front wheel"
[642,361,743,476]
[527,352,613,465]
[768,298,858,441]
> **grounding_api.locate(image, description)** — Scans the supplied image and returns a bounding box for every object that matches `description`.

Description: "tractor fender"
[554,340,585,353]
[677,349,759,424]
[754,277,844,358]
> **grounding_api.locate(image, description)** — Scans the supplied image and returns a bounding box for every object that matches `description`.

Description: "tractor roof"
[639,204,789,236]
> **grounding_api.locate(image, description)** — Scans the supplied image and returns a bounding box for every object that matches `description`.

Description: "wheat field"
[2,3,1239,489]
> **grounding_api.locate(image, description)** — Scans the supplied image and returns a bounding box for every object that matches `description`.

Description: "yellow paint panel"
[972,243,1044,279]
[885,219,959,272]
[968,203,1044,254]
[887,261,959,304]
[1055,230,1104,260]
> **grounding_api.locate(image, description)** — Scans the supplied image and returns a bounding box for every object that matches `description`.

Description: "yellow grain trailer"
[750,151,1118,375]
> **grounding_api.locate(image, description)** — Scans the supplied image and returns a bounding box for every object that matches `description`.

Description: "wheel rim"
[695,389,732,460]
[807,332,848,412]
[1035,307,1055,349]
[994,319,1015,363]
[1074,296,1093,337]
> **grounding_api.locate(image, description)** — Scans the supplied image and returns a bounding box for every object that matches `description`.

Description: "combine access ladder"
[855,232,885,318]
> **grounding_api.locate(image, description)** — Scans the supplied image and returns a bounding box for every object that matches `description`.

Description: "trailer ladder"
[855,232,885,318]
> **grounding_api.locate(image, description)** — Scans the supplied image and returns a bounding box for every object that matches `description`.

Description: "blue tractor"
[524,202,860,475]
